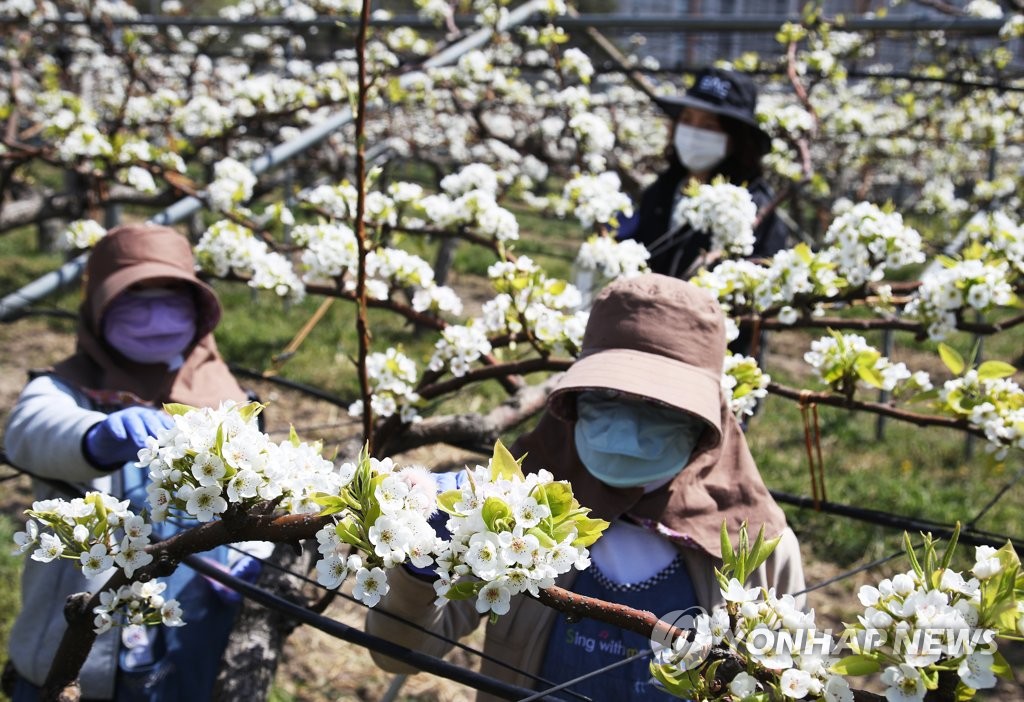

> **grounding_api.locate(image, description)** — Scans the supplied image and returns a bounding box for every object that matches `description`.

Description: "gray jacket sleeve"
[4,375,110,481]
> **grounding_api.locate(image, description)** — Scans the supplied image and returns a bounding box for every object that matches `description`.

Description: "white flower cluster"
[65,219,108,249]
[418,187,520,243]
[136,401,349,520]
[429,323,493,378]
[560,47,594,84]
[440,162,502,197]
[691,244,839,320]
[93,581,184,635]
[916,177,969,217]
[940,370,1024,459]
[560,171,634,229]
[851,544,1016,700]
[904,258,1016,340]
[314,460,442,606]
[15,493,153,578]
[57,124,113,163]
[574,235,650,279]
[803,333,932,396]
[722,354,771,419]
[484,257,588,355]
[13,493,181,635]
[175,95,234,139]
[206,158,257,213]
[432,454,605,616]
[822,202,924,286]
[662,579,854,701]
[293,222,358,282]
[672,181,757,257]
[195,221,305,301]
[568,113,615,167]
[366,248,436,297]
[965,0,1003,18]
[964,210,1024,277]
[347,348,422,423]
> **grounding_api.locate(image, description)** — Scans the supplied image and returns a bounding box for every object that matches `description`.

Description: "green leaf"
[334,517,365,548]
[489,439,525,482]
[445,580,485,601]
[720,520,734,574]
[481,497,511,532]
[215,423,225,458]
[289,424,301,447]
[830,654,881,676]
[977,360,1017,380]
[748,529,782,576]
[938,343,965,376]
[904,532,924,578]
[312,494,349,516]
[437,489,464,515]
[571,517,610,548]
[991,650,1013,680]
[237,401,264,425]
[939,522,961,574]
[855,362,885,389]
[163,402,195,416]
[533,482,574,519]
[649,663,697,697]
[527,527,556,548]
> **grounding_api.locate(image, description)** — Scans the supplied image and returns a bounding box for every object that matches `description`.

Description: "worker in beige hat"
[368,273,804,701]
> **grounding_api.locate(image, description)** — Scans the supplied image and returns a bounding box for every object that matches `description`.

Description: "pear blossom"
[353,567,390,607]
[80,544,115,578]
[880,664,926,702]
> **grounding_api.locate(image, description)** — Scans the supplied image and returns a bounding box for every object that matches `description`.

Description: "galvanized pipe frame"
[0,12,1009,34]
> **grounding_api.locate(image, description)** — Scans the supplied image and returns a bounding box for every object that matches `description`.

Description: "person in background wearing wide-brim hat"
[366,274,805,701]
[618,66,789,280]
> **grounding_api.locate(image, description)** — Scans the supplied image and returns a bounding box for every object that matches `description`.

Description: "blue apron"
[539,555,697,701]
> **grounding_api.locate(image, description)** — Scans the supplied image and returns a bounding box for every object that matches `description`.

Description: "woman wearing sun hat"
[4,223,258,701]
[619,66,789,278]
[367,274,804,701]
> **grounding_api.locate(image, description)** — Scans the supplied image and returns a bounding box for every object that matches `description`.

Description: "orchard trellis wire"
[2,1,1024,700]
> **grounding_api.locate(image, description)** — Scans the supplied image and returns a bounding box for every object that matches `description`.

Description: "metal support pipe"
[0,13,1007,35]
[0,0,548,322]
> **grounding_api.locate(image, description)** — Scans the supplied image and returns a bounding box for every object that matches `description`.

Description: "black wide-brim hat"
[655,67,773,156]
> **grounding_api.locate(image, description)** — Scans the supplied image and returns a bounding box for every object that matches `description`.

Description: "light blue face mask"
[574,391,705,489]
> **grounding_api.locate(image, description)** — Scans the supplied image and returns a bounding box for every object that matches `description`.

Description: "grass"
[0,516,24,697]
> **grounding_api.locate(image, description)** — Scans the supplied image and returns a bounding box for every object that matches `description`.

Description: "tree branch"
[377,373,562,456]
[766,381,986,438]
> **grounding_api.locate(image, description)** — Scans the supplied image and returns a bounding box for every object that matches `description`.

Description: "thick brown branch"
[417,357,573,401]
[377,373,562,455]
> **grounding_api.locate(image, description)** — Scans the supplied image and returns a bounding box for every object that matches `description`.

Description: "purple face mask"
[102,288,198,365]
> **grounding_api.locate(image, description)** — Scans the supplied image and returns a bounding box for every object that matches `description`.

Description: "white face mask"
[674,123,729,173]
[573,392,705,489]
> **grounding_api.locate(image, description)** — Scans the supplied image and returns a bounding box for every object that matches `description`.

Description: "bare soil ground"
[1,318,1021,701]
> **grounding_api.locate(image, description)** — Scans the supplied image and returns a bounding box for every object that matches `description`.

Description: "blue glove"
[84,406,174,467]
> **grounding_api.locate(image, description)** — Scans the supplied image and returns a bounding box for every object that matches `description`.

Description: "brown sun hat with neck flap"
[514,273,787,558]
[47,223,246,409]
[548,273,725,449]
